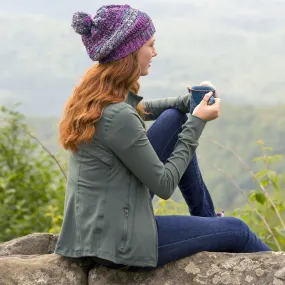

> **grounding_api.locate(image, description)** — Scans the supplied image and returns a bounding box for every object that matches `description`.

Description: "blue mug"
[189,86,216,106]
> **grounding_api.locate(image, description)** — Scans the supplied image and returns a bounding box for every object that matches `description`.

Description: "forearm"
[143,94,190,121]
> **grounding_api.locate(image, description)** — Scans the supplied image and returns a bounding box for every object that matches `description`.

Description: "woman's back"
[55,93,158,267]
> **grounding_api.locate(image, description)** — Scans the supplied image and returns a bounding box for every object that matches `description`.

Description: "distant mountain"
[1,0,285,116]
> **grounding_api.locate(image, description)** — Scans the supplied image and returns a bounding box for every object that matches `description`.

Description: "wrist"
[191,114,207,123]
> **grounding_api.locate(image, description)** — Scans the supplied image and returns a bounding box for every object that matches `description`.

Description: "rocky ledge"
[0,233,285,285]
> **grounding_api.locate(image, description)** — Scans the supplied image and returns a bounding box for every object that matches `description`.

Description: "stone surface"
[88,251,285,285]
[0,253,92,285]
[0,233,58,256]
[1,233,285,285]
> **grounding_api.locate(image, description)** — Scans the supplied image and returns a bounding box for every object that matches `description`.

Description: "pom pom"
[71,11,94,36]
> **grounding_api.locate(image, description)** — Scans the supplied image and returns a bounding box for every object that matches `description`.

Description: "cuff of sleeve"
[178,113,207,152]
[186,114,207,139]
[191,114,207,125]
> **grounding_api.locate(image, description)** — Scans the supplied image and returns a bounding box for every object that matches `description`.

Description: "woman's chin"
[140,68,150,76]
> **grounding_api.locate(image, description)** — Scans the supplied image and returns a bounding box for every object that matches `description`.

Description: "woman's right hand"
[192,92,221,122]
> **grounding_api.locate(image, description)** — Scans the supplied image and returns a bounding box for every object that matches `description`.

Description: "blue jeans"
[147,108,272,268]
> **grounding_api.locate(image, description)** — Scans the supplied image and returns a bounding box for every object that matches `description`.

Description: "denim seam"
[158,230,242,249]
[192,155,216,216]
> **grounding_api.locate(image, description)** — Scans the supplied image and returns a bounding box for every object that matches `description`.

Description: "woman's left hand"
[199,81,219,98]
[186,81,219,98]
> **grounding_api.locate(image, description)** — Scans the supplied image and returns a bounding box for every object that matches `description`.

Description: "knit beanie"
[71,4,156,64]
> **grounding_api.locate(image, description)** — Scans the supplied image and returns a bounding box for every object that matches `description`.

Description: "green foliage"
[154,199,188,216]
[232,141,285,251]
[0,105,66,242]
[198,104,285,211]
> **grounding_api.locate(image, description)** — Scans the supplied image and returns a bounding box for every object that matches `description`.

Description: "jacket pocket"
[119,207,130,253]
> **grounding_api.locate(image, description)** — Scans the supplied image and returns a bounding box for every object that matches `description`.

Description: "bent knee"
[221,217,249,233]
[219,217,251,251]
[159,108,187,124]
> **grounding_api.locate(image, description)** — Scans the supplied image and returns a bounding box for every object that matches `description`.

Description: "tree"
[0,105,66,242]
[233,141,285,251]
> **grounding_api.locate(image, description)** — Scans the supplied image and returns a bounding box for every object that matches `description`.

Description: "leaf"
[0,178,8,189]
[255,192,266,205]
[249,190,266,205]
[254,170,268,180]
[249,190,258,203]
[267,170,277,182]
[5,188,16,194]
[261,180,269,187]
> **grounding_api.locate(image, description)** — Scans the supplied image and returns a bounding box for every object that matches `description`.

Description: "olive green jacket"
[54,91,206,267]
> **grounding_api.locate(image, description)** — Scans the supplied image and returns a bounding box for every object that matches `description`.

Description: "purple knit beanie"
[71,4,156,64]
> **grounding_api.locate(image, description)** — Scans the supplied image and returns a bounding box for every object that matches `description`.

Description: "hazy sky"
[1,0,285,115]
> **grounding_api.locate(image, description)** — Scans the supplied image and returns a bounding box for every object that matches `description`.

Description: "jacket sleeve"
[105,105,206,200]
[143,94,190,121]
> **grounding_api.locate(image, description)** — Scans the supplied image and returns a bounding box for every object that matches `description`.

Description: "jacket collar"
[125,90,143,108]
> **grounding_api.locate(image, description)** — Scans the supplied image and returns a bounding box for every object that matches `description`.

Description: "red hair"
[59,50,144,152]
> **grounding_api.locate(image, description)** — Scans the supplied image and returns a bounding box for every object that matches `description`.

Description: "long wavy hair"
[59,50,144,152]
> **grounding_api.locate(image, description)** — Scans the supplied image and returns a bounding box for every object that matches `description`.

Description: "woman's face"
[138,35,157,76]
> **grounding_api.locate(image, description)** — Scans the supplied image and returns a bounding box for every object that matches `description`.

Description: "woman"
[54,4,271,269]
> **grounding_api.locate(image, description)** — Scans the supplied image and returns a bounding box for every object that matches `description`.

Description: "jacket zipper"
[119,208,129,252]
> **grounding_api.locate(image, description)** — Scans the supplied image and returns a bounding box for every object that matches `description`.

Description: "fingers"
[200,81,215,89]
[200,81,210,86]
[210,98,221,118]
[214,97,221,105]
[202,93,221,116]
[202,91,214,104]
[200,81,218,98]
[213,98,221,116]
[212,97,221,108]
[186,85,191,93]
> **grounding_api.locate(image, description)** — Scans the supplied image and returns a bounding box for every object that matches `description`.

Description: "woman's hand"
[192,92,221,122]
[199,81,219,98]
[186,81,219,98]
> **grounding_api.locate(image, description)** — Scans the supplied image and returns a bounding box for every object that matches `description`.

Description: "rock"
[0,253,92,285]
[1,233,285,285]
[88,251,285,285]
[0,233,58,256]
